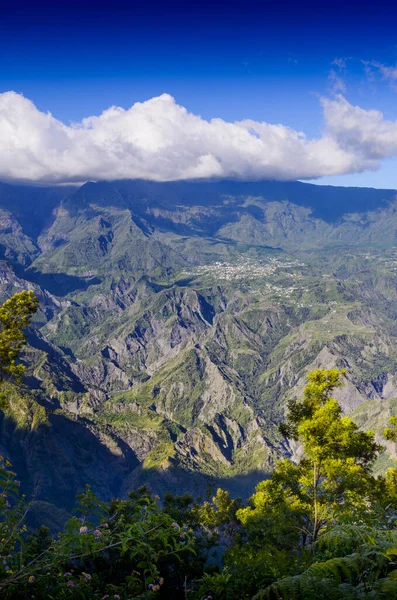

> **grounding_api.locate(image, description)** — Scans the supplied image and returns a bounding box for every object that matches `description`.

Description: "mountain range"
[1,178,397,524]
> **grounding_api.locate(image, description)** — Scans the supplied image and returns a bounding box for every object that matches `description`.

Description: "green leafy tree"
[0,290,39,383]
[193,488,242,546]
[232,370,397,600]
[238,369,381,555]
[0,290,38,411]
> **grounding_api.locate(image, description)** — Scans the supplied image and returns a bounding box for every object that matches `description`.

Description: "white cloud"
[0,90,396,184]
[322,95,397,160]
[377,63,397,81]
[368,60,397,82]
[328,57,352,94]
[363,60,397,92]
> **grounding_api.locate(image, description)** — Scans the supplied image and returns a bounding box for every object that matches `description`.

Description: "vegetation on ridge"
[3,292,397,598]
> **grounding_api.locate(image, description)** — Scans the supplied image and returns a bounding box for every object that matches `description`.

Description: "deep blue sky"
[2,0,397,187]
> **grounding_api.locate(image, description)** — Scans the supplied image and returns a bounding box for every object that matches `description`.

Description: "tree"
[238,370,381,556]
[0,290,38,384]
[193,488,242,546]
[228,369,397,600]
[0,290,38,410]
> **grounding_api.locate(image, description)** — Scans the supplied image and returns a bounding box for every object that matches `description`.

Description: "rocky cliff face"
[1,179,397,513]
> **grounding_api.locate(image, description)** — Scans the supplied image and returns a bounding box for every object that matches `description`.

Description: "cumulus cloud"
[322,95,397,160]
[0,90,396,184]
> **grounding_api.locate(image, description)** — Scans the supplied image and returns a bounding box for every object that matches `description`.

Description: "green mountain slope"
[1,179,397,510]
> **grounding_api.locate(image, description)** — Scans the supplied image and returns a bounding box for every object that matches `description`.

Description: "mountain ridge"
[1,178,397,515]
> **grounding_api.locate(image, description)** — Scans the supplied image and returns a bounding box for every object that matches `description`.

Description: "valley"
[1,179,397,518]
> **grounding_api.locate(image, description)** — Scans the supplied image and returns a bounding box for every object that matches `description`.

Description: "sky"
[2,0,397,188]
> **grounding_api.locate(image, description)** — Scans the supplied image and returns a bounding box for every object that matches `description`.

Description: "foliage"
[239,369,381,555]
[0,469,196,599]
[0,290,38,389]
[0,290,38,414]
[193,370,397,600]
[254,524,397,599]
[192,488,242,546]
